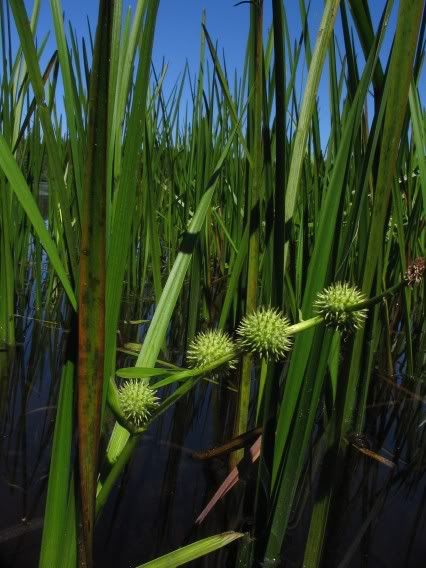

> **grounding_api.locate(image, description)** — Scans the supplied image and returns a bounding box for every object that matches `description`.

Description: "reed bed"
[0,0,424,566]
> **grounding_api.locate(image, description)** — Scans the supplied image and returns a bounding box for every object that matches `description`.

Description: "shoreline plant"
[0,0,424,566]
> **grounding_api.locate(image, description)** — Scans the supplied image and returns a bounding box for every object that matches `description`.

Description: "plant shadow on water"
[0,316,68,566]
[0,290,244,567]
[281,365,426,568]
[0,288,424,567]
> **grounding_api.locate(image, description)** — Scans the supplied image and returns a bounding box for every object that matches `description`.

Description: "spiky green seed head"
[314,282,367,332]
[236,307,292,361]
[118,380,159,428]
[187,330,237,373]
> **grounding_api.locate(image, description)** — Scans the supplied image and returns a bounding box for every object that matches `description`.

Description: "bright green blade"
[0,135,76,309]
[136,532,244,568]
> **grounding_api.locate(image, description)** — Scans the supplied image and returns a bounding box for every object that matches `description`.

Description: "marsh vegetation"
[0,0,425,566]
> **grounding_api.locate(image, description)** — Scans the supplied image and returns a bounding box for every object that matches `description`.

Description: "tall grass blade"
[136,532,244,568]
[284,0,340,230]
[0,135,77,309]
[106,185,216,466]
[9,0,79,281]
[39,361,74,568]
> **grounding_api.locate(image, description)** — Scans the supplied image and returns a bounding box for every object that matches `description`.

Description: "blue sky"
[17,0,425,143]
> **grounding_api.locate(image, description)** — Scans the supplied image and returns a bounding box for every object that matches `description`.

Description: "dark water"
[0,298,425,567]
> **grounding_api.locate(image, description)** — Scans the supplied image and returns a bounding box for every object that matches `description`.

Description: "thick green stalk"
[233,0,263,465]
[77,1,112,566]
[272,0,286,309]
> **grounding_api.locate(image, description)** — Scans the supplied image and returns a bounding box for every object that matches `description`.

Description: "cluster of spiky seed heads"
[186,309,293,367]
[187,329,237,373]
[116,282,375,426]
[236,307,292,361]
[118,380,159,428]
[314,282,367,332]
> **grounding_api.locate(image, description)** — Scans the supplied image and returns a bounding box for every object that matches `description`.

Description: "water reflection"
[0,296,424,567]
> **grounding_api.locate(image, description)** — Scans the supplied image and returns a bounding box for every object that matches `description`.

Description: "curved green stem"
[347,279,405,312]
[96,435,139,517]
[288,315,324,335]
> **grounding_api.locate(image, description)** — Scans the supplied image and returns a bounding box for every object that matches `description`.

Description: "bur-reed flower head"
[187,330,237,373]
[314,282,367,332]
[236,307,292,361]
[118,380,159,428]
[405,257,425,287]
